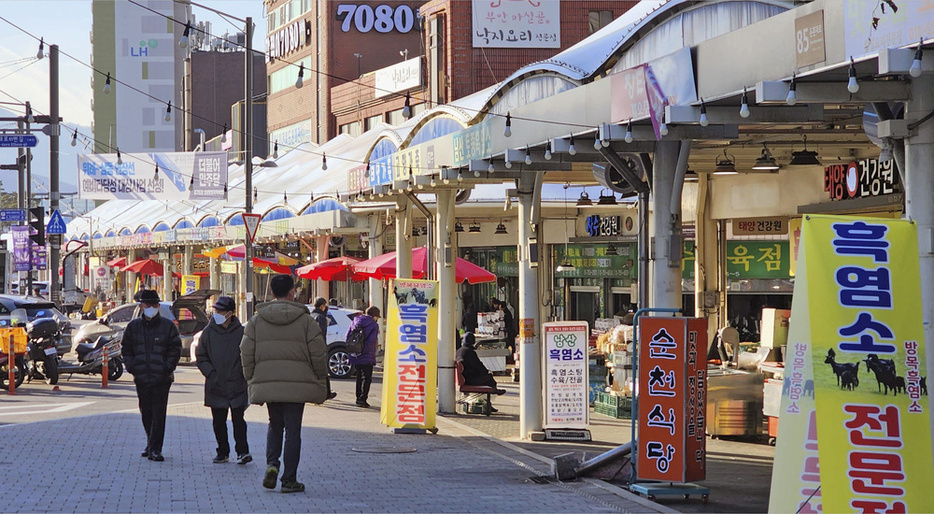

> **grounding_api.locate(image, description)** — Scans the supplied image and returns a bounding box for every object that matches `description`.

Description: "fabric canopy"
[352,247,496,284]
[106,256,127,268]
[296,256,363,281]
[120,258,164,276]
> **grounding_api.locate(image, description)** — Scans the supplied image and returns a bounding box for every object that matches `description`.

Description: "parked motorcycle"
[57,334,124,381]
[0,351,26,389]
[24,318,61,385]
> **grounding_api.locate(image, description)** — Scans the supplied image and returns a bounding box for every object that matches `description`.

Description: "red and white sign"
[242,213,261,243]
[637,317,707,483]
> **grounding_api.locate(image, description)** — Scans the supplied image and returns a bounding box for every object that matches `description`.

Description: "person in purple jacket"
[346,306,381,408]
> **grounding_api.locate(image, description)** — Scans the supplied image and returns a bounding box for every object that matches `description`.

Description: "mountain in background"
[0,106,82,195]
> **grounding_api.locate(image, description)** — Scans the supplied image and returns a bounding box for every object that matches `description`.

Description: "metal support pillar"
[694,173,721,345]
[903,74,934,444]
[368,214,384,313]
[316,235,329,300]
[396,199,413,279]
[436,189,456,413]
[162,252,173,301]
[49,45,61,306]
[649,140,684,309]
[242,16,255,319]
[517,174,543,438]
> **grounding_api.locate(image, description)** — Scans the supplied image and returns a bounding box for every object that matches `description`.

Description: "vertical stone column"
[517,174,542,438]
[650,140,683,309]
[435,189,456,413]
[368,214,384,313]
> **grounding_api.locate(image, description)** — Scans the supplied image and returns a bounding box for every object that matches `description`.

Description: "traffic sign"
[46,209,67,234]
[0,134,38,148]
[242,213,261,243]
[0,209,25,222]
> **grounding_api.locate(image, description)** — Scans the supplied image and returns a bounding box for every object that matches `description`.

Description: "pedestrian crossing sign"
[46,209,67,234]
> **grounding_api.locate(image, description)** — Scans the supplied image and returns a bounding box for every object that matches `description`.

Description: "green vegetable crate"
[592,391,632,419]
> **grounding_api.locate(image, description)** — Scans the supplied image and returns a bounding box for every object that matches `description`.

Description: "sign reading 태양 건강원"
[472,0,560,48]
[542,321,589,429]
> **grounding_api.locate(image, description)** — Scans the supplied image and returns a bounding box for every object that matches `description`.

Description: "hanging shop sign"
[636,317,707,482]
[265,19,310,62]
[585,214,620,237]
[472,0,559,48]
[181,275,201,295]
[824,158,898,201]
[732,217,788,236]
[380,278,439,431]
[794,10,825,68]
[683,241,789,280]
[220,261,238,274]
[611,47,697,125]
[555,244,636,279]
[769,215,934,513]
[77,151,228,201]
[375,57,421,98]
[542,321,589,429]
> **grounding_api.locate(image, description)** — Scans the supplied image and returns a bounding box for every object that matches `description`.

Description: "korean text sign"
[637,317,707,482]
[543,322,589,429]
[77,151,227,201]
[802,215,934,512]
[380,279,438,431]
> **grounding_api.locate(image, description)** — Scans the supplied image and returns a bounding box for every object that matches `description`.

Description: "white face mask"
[213,313,228,325]
[142,306,159,318]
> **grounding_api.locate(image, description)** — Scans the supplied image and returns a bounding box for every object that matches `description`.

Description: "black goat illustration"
[825,348,860,387]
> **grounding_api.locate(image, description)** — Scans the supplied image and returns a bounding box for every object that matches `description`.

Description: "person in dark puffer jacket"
[346,306,380,408]
[122,289,182,462]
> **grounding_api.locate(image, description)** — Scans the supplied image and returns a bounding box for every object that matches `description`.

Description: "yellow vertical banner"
[380,278,438,431]
[181,274,200,295]
[769,231,822,513]
[804,215,934,512]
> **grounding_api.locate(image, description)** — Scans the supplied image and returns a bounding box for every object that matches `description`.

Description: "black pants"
[356,364,374,402]
[136,382,171,454]
[465,373,498,389]
[211,406,249,457]
[266,402,304,484]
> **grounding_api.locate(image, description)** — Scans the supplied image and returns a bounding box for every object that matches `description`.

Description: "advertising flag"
[380,279,438,431]
[11,225,29,272]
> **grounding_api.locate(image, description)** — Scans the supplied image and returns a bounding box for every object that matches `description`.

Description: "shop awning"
[353,247,496,284]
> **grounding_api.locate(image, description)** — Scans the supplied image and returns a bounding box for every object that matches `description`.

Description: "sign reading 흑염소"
[472,0,560,48]
[636,317,707,483]
[380,279,438,431]
[77,151,227,201]
[769,215,934,513]
[542,322,589,429]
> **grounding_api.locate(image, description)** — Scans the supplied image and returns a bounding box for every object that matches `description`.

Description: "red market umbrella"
[296,256,363,281]
[353,247,496,285]
[120,258,164,276]
[252,258,292,274]
[106,256,127,268]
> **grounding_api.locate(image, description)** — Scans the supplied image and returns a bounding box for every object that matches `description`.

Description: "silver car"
[306,306,363,379]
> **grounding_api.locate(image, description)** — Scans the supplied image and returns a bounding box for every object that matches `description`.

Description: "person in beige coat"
[241,274,327,494]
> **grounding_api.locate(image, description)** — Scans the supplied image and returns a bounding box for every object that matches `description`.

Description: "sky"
[0,0,267,196]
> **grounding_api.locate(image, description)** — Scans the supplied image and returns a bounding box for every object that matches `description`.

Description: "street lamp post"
[243,16,255,319]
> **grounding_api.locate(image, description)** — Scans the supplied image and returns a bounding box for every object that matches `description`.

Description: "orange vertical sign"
[637,317,708,482]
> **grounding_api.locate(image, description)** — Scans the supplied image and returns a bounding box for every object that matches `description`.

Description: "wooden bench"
[455,361,504,416]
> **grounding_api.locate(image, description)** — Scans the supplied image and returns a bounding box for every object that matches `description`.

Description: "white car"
[189,305,362,379]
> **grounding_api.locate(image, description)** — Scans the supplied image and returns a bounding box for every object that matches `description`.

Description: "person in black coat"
[196,296,251,465]
[308,297,336,400]
[456,333,506,393]
[122,289,181,462]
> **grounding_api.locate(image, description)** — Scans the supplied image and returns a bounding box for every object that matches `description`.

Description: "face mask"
[213,313,228,325]
[142,307,159,318]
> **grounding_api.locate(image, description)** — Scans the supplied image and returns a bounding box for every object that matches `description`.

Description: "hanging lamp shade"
[789,136,821,165]
[556,258,575,272]
[752,144,780,171]
[714,149,737,175]
[468,224,481,233]
[576,191,593,207]
[454,221,464,233]
[597,191,618,205]
[494,223,508,235]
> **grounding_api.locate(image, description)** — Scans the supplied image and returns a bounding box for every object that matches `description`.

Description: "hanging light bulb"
[283,191,288,204]
[699,99,709,127]
[457,170,463,182]
[594,131,602,150]
[365,163,371,178]
[402,92,412,119]
[321,153,328,171]
[544,141,552,160]
[568,135,576,156]
[116,149,122,165]
[104,72,111,94]
[70,129,77,147]
[253,187,258,203]
[504,112,512,137]
[295,63,305,88]
[164,101,172,122]
[786,73,797,106]
[36,37,44,60]
[272,141,279,159]
[190,173,195,188]
[178,21,192,48]
[154,163,160,179]
[624,119,633,143]
[25,104,34,124]
[473,169,480,178]
[739,87,750,118]
[488,159,495,173]
[659,111,669,136]
[504,153,512,168]
[847,56,859,93]
[223,183,228,195]
[220,123,227,143]
[430,176,437,187]
[442,167,451,185]
[525,147,532,165]
[910,39,924,78]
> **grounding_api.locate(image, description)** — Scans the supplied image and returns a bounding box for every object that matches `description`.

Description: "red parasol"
[106,256,127,268]
[296,256,363,281]
[352,247,496,284]
[120,258,164,276]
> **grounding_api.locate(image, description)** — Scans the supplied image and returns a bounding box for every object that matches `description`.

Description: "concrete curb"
[436,414,678,514]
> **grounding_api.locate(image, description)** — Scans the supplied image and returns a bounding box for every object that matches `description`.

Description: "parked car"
[0,294,72,356]
[72,289,217,363]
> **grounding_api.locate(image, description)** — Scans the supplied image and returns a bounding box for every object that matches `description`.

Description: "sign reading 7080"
[336,4,417,33]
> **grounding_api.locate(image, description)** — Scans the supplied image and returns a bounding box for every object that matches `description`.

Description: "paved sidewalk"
[0,377,668,514]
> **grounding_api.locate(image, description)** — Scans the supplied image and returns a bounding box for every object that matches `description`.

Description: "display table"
[474,336,509,373]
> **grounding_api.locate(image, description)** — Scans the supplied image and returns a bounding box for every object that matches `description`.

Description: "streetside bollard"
[101,345,109,389]
[7,334,15,395]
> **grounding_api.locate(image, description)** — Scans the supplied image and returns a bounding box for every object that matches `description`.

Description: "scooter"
[57,334,124,381]
[24,318,61,385]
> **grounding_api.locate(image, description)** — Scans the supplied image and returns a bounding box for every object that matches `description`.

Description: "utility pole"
[25,103,32,296]
[50,44,61,306]
[243,16,254,319]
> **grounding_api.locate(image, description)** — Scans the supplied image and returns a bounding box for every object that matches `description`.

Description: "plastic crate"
[0,327,28,354]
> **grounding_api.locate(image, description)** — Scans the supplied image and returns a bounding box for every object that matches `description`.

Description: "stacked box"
[592,392,632,419]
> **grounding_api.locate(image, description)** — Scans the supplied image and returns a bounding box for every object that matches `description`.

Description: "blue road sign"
[0,134,38,148]
[46,209,67,234]
[0,209,26,222]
